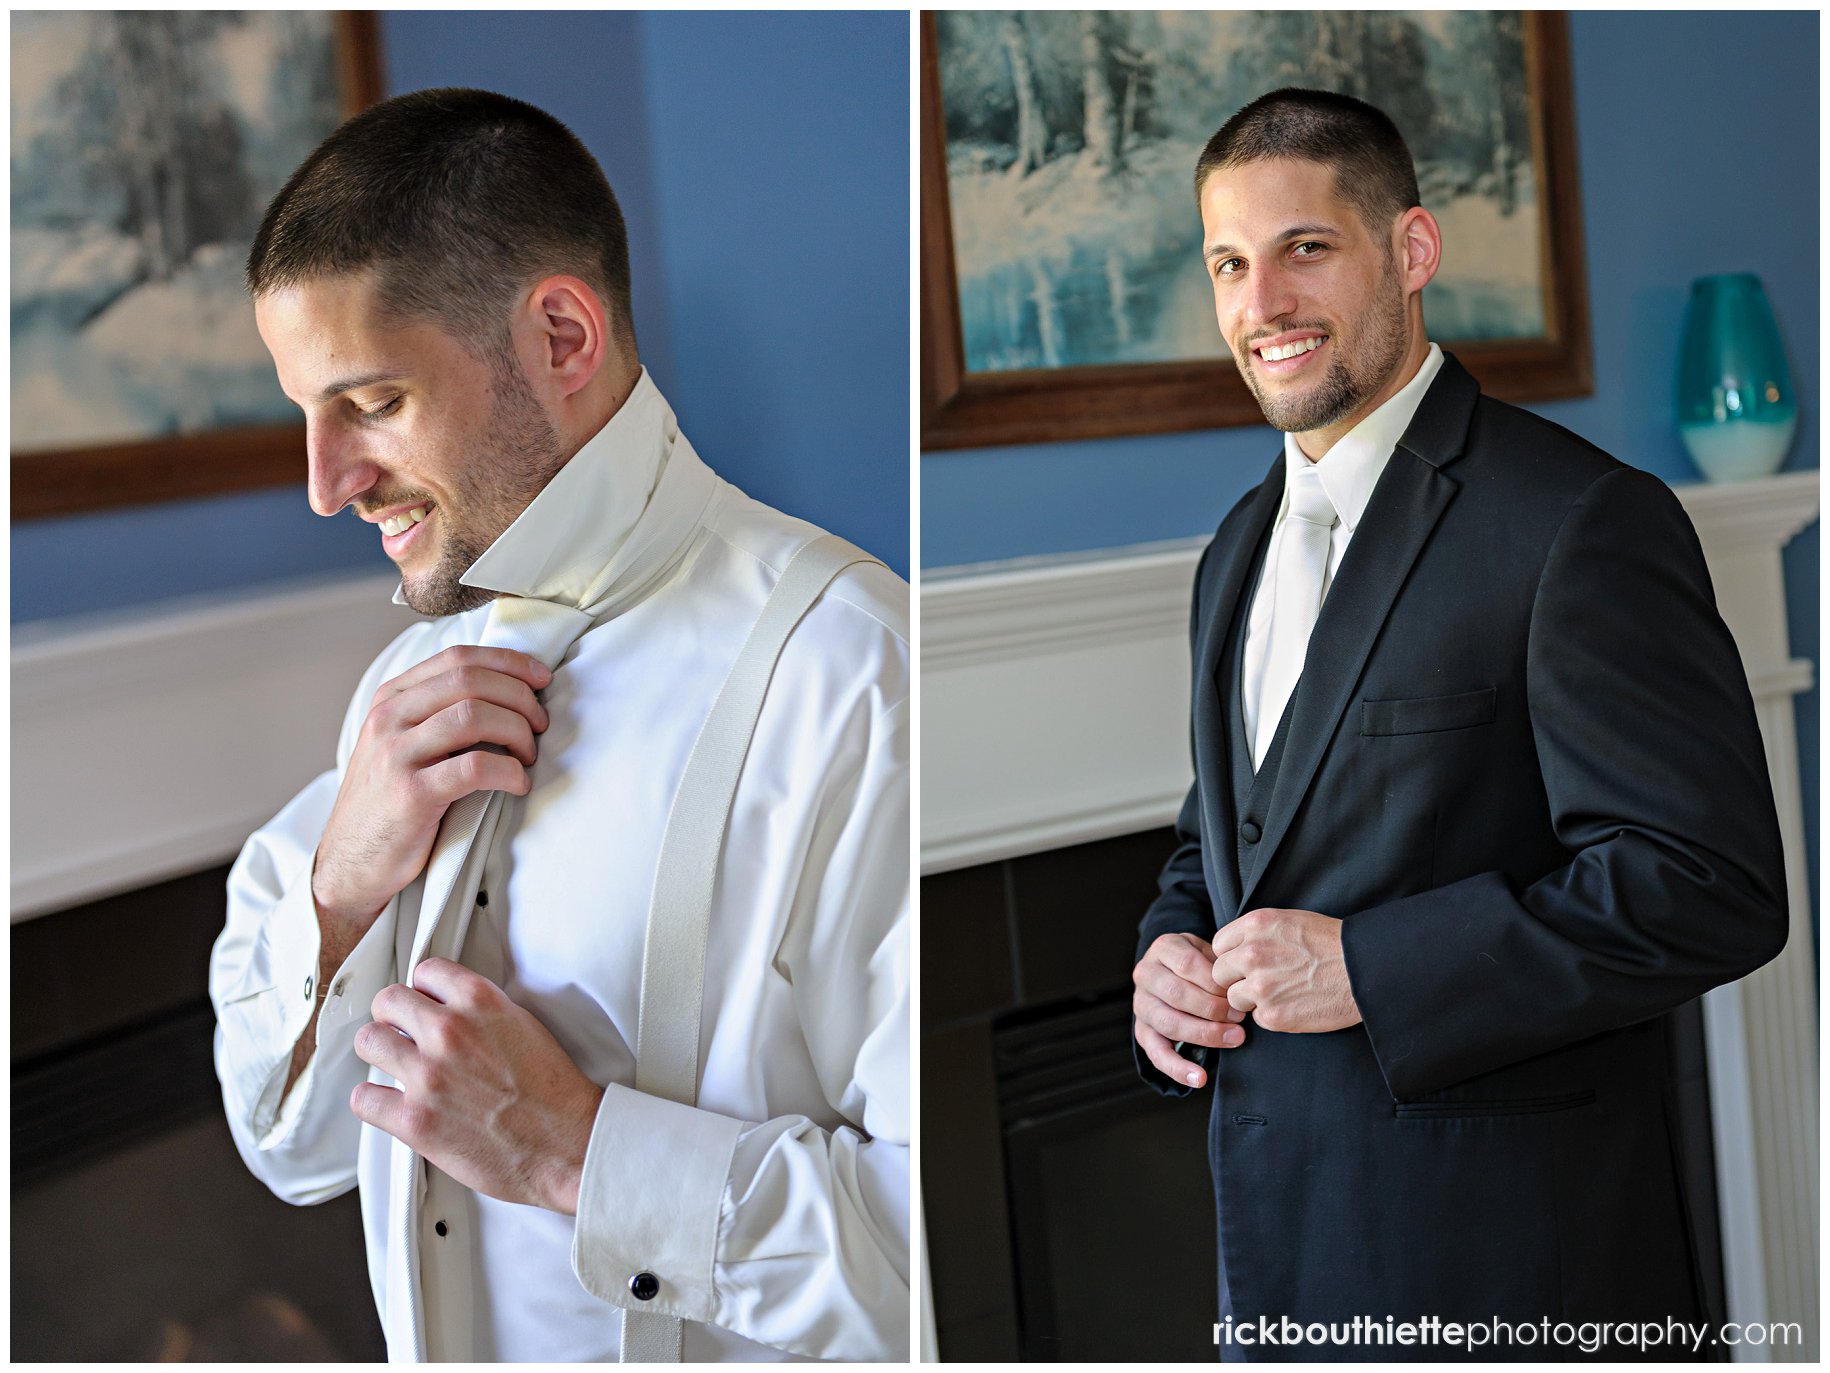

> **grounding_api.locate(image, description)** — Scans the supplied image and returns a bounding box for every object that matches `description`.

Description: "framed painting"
[11,11,381,520]
[921,10,1591,450]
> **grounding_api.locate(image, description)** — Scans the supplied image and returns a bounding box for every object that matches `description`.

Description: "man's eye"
[363,396,403,420]
[1293,242,1326,258]
[1215,258,1244,278]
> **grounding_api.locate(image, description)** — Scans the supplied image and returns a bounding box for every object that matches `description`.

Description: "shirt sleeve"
[569,695,910,1361]
[209,622,429,1204]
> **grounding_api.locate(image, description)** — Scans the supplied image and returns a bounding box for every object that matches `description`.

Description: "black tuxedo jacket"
[1135,352,1787,1359]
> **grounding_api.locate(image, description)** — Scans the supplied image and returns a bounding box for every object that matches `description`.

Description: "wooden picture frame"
[921,11,1591,451]
[12,11,382,521]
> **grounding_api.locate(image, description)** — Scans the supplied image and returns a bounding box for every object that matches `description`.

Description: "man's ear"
[1395,207,1442,295]
[524,275,609,399]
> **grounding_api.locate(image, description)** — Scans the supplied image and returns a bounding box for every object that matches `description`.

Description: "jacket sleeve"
[1341,467,1788,1099]
[1132,538,1221,1098]
[209,624,429,1203]
[569,695,910,1361]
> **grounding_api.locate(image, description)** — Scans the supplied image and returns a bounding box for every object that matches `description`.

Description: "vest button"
[630,1271,661,1301]
[1240,820,1262,844]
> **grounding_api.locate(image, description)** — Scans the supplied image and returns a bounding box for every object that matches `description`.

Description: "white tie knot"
[1287,464,1338,531]
[479,595,597,671]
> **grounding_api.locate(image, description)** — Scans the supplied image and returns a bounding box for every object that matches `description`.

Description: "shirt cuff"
[570,1083,744,1323]
[229,872,324,1144]
[258,890,399,1147]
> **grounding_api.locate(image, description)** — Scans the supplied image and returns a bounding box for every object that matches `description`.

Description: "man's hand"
[1211,908,1362,1033]
[313,646,553,936]
[351,958,604,1215]
[1133,932,1247,1088]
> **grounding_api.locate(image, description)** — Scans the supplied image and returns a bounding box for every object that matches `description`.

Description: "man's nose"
[305,420,379,517]
[1243,261,1299,330]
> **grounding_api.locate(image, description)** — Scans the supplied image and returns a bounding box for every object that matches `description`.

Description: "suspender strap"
[622,533,878,1363]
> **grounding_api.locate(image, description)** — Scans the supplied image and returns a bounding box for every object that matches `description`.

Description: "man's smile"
[379,504,435,557]
[1251,332,1331,375]
[378,503,432,537]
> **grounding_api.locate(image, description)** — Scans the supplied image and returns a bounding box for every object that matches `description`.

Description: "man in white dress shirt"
[209,88,908,1361]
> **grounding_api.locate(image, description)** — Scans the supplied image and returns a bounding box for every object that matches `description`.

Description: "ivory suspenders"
[620,532,879,1362]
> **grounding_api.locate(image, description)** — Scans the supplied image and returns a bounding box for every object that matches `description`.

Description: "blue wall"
[923,11,1819,914]
[13,9,908,625]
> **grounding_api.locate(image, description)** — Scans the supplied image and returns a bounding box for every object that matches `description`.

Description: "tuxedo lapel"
[1238,353,1479,911]
[1194,456,1283,920]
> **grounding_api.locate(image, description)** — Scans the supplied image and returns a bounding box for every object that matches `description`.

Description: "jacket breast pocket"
[1359,686,1497,737]
[1393,1088,1596,1119]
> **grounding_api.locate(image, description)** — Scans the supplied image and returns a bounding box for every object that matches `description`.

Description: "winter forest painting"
[12,12,346,452]
[936,11,1546,375]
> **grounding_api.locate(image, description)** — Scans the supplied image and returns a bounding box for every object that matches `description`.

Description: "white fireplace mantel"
[11,573,418,921]
[922,467,1818,1361]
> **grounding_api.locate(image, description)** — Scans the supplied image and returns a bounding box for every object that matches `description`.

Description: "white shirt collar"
[1279,341,1444,534]
[393,367,721,617]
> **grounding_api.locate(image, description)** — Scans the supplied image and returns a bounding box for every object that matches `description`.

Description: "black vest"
[1218,525,1303,903]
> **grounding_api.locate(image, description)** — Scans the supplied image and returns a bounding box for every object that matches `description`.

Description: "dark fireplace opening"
[12,863,385,1362]
[923,828,1224,1361]
[996,992,1218,1361]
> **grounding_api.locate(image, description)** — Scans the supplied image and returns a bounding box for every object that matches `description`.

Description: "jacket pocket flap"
[1360,686,1497,736]
[1394,1088,1595,1119]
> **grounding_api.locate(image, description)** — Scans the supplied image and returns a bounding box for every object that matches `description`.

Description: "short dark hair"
[1193,88,1420,241]
[247,87,635,356]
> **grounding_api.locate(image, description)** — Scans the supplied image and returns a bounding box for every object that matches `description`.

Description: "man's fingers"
[371,981,444,1042]
[1157,932,1220,984]
[417,750,533,805]
[1136,989,1241,1050]
[379,647,553,703]
[353,1019,420,1082]
[390,665,551,735]
[411,956,496,1009]
[1210,918,1246,957]
[1136,1020,1206,1088]
[350,1081,417,1143]
[1138,960,1236,1026]
[1140,936,1241,1020]
[408,698,541,768]
[1213,948,1257,991]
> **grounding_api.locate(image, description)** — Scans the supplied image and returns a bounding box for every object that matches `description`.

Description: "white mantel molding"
[11,574,417,920]
[922,467,1818,1362]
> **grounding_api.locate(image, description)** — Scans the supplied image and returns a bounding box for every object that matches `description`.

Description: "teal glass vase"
[1676,273,1797,482]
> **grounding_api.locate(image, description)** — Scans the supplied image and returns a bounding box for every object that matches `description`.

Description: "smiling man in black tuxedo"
[1129,88,1786,1362]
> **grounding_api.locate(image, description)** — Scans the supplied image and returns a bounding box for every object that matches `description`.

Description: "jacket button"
[1240,820,1262,844]
[302,975,315,1001]
[630,1272,660,1301]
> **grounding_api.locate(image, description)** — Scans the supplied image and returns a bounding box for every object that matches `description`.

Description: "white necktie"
[408,595,596,973]
[386,593,596,1362]
[1254,465,1337,769]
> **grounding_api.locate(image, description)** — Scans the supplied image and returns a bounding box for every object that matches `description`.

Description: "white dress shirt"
[210,370,910,1362]
[1241,343,1444,764]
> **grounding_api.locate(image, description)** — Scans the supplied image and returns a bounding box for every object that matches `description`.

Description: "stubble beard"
[1242,254,1411,437]
[398,353,568,618]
